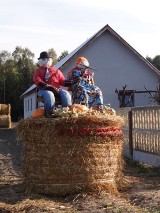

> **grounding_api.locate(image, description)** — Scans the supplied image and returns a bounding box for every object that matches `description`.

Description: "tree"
[57,50,69,61]
[146,55,160,71]
[12,46,35,88]
[11,46,36,120]
[0,50,12,103]
[48,48,57,65]
[146,55,160,104]
[0,47,36,121]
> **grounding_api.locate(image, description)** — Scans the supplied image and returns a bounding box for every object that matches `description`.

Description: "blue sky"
[1,0,160,60]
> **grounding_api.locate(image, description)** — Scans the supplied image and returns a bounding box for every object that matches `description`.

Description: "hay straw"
[17,113,124,196]
[0,115,11,128]
[0,104,11,115]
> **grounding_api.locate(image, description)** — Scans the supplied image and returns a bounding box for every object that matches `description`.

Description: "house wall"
[62,31,159,108]
[23,92,37,118]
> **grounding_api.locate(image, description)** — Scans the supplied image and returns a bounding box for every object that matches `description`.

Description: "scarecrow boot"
[45,110,55,118]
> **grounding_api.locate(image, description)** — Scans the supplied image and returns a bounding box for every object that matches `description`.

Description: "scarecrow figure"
[67,57,103,110]
[33,51,76,117]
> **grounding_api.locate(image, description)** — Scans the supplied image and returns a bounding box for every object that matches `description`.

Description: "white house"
[21,84,37,118]
[21,24,160,118]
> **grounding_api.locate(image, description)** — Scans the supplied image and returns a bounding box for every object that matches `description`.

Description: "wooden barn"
[21,24,160,118]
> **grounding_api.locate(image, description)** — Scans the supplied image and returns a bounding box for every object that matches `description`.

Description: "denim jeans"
[38,89,72,112]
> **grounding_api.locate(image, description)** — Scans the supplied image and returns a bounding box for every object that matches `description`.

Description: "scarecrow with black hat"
[33,51,75,118]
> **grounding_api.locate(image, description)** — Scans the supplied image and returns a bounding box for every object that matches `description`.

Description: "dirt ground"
[0,124,159,213]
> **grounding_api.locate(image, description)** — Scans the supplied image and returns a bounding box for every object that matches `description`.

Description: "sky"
[1,0,160,61]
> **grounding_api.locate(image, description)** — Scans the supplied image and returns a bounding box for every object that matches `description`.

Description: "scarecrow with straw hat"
[33,51,77,118]
[67,57,104,110]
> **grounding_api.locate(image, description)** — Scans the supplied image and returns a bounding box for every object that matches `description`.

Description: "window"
[30,98,32,111]
[28,99,29,111]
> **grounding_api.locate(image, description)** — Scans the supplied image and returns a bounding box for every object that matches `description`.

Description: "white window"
[28,99,29,111]
[30,98,32,111]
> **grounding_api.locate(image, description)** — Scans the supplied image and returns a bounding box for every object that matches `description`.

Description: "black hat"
[38,51,52,59]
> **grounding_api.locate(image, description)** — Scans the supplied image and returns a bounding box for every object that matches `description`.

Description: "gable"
[62,30,160,82]
[59,25,160,78]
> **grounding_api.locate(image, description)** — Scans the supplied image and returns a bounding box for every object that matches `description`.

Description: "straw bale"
[0,104,11,115]
[17,113,124,196]
[0,115,11,128]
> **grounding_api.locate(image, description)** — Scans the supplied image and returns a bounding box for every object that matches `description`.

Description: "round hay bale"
[0,104,11,115]
[0,115,11,128]
[17,113,124,196]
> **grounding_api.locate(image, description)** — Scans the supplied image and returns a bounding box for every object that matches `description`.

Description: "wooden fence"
[116,106,160,166]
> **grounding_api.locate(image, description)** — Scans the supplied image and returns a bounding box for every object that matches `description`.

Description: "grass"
[124,157,160,177]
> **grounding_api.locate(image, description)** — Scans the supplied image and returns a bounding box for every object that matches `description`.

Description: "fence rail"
[116,106,160,165]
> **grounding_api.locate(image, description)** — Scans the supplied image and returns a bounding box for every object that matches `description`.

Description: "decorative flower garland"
[59,126,123,140]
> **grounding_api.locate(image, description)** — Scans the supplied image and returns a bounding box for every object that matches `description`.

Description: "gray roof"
[21,84,36,97]
[21,24,160,97]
